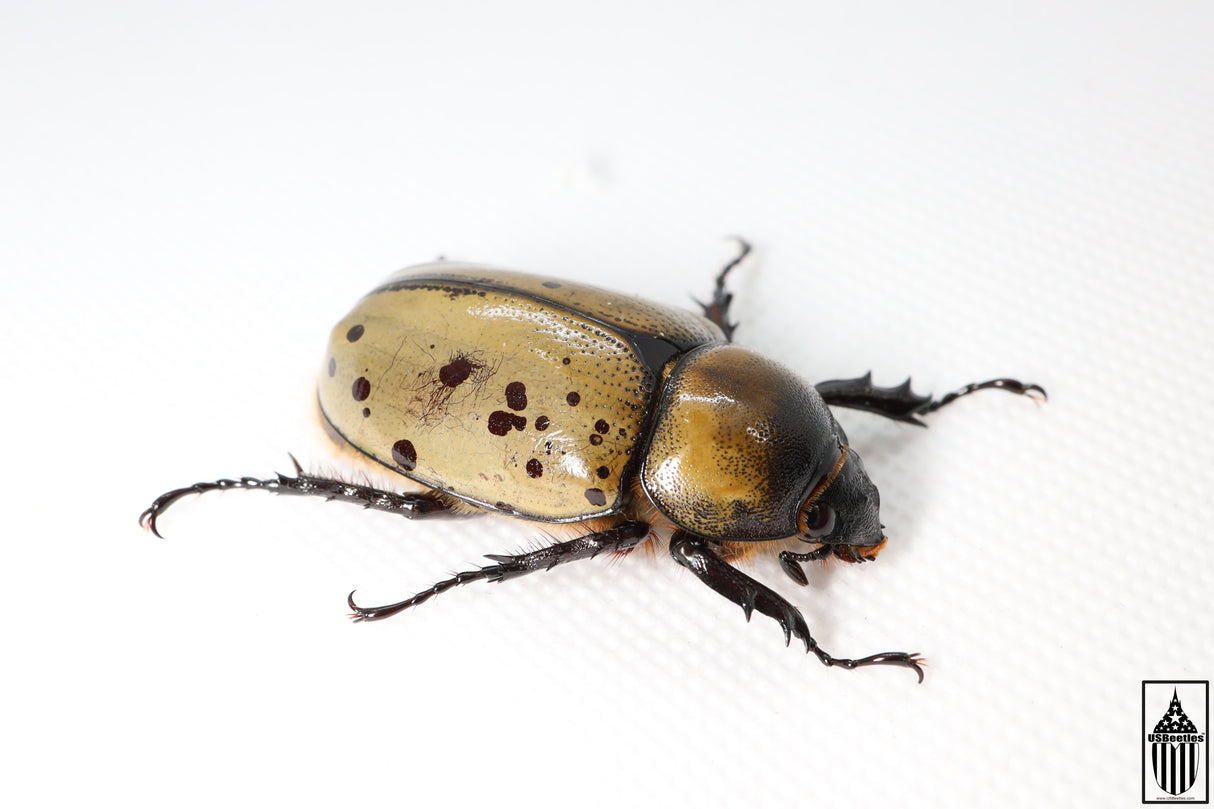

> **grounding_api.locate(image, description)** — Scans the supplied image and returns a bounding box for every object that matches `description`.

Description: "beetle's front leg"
[669,532,924,681]
[815,372,1046,426]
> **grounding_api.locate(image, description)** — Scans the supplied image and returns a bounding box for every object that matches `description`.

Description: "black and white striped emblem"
[1152,738,1199,796]
[1144,682,1208,803]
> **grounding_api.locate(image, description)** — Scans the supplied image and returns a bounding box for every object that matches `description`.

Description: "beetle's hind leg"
[815,372,1046,426]
[347,520,651,622]
[138,455,453,537]
[695,237,751,341]
[669,532,924,681]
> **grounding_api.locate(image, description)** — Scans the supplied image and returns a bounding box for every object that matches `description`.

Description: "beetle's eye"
[802,504,836,538]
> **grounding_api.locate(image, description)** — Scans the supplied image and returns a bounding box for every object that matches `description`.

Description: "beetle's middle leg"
[347,520,651,622]
[669,532,924,681]
[815,372,1046,426]
[696,237,751,341]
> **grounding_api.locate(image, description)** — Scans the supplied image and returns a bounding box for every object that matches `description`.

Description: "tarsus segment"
[669,532,924,682]
[347,521,652,622]
[815,372,1046,426]
[696,237,751,341]
[138,456,450,537]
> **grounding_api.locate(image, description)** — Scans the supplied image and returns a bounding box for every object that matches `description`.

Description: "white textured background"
[4,2,1212,806]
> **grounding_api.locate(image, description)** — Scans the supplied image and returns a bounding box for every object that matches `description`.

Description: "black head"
[798,445,885,559]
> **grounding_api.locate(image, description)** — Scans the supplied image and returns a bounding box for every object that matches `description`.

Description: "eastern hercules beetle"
[141,241,1044,680]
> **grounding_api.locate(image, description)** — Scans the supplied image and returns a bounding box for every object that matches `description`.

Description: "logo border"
[1143,680,1210,804]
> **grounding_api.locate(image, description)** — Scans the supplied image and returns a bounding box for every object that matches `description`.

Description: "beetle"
[140,241,1044,680]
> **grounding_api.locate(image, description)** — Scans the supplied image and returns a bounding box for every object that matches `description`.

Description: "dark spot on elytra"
[505,381,527,411]
[562,357,571,365]
[535,415,550,431]
[439,356,474,387]
[495,501,512,512]
[346,324,365,342]
[595,419,609,434]
[589,434,603,446]
[328,357,336,377]
[418,351,498,426]
[488,410,527,436]
[391,439,417,470]
[596,466,609,479]
[618,428,626,437]
[352,377,371,401]
[362,407,371,418]
[526,459,543,478]
[566,391,580,406]
[542,281,561,289]
[584,488,607,506]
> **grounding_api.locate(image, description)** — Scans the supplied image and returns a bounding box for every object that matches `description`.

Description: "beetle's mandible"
[140,241,1045,681]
